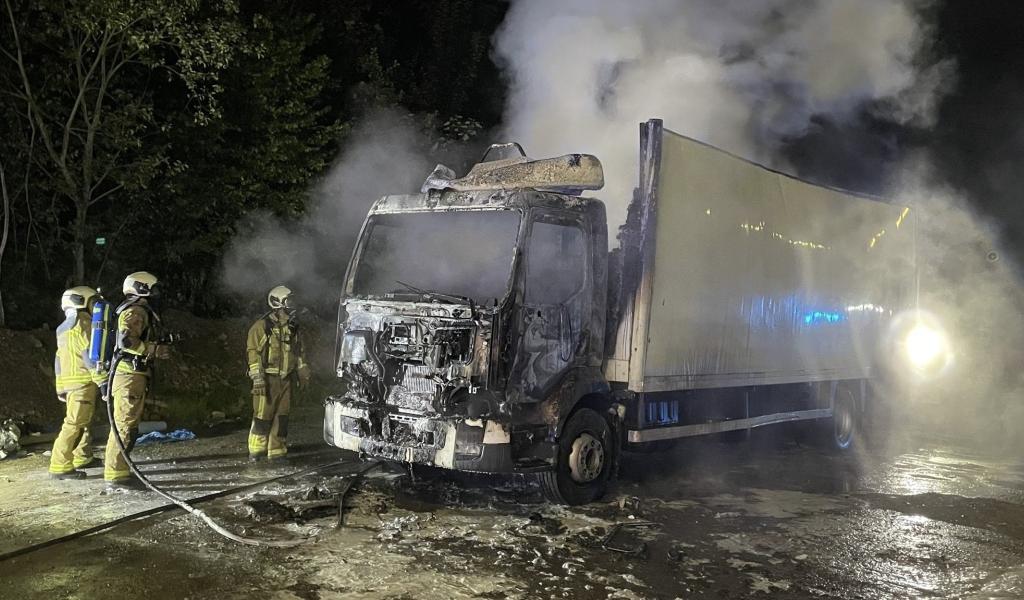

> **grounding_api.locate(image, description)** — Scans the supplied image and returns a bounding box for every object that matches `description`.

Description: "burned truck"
[325,119,916,504]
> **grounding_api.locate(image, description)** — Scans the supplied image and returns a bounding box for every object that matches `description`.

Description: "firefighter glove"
[153,344,171,360]
[57,393,67,404]
[251,372,266,396]
[297,365,311,388]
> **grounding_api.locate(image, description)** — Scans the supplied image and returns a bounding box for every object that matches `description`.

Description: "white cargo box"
[605,121,916,392]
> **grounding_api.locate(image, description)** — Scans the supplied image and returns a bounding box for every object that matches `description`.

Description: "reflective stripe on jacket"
[246,312,307,378]
[55,311,104,391]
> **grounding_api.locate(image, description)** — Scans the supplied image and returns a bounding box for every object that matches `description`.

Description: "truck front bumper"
[324,399,514,473]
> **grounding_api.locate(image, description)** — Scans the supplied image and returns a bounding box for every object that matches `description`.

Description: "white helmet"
[123,271,158,297]
[268,285,293,310]
[61,286,98,311]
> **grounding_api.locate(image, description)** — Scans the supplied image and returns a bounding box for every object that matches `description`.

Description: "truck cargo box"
[605,120,916,392]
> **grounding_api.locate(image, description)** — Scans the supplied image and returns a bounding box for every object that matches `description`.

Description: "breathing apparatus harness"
[258,308,302,376]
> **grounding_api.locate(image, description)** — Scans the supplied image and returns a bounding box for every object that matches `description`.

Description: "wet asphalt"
[1,405,1022,599]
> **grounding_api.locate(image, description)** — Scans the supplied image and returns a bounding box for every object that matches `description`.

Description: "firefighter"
[246,285,310,461]
[103,271,169,488]
[48,286,106,479]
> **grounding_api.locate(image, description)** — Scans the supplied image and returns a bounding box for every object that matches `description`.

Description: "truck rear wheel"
[829,385,858,451]
[537,408,613,505]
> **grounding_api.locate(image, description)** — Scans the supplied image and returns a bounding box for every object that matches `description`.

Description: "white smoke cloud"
[220,111,434,306]
[495,0,951,227]
[890,164,1024,447]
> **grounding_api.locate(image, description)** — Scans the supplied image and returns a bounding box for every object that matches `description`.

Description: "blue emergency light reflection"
[743,294,851,329]
[803,311,845,325]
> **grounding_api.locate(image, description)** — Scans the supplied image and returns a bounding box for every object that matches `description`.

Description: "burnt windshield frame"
[344,207,525,307]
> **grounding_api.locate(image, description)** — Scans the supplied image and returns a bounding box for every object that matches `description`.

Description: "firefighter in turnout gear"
[103,271,169,487]
[48,287,106,479]
[246,286,310,461]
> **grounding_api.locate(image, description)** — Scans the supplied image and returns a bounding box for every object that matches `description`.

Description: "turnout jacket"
[115,300,158,374]
[55,311,105,392]
[246,311,308,379]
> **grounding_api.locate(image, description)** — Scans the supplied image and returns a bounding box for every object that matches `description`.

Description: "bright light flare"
[905,323,946,368]
[885,310,954,381]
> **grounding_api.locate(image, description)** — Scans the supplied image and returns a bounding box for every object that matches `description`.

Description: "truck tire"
[536,408,613,505]
[829,385,858,451]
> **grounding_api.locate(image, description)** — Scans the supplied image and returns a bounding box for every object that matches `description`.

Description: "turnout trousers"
[48,385,98,474]
[103,371,148,481]
[249,374,292,459]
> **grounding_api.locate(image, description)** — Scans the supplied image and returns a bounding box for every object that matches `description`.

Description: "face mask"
[278,296,295,318]
[147,288,163,312]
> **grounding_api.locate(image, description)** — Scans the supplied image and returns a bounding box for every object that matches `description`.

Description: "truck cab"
[325,150,616,504]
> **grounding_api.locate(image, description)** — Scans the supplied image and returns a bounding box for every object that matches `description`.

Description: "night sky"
[787,1,1024,262]
[929,1,1024,256]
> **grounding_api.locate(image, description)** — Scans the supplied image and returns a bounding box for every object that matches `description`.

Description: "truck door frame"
[507,207,593,403]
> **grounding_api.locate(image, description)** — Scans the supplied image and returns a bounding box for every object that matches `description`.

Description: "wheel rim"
[568,432,605,483]
[835,393,854,447]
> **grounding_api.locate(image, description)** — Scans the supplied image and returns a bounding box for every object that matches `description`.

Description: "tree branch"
[87,183,123,207]
[3,0,77,196]
[61,13,112,170]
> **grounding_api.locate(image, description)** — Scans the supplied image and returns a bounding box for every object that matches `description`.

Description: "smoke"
[494,0,950,227]
[890,165,1024,448]
[219,111,436,310]
[496,0,1022,449]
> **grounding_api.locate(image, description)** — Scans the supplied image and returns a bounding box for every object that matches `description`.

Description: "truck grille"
[401,365,437,394]
[390,413,419,425]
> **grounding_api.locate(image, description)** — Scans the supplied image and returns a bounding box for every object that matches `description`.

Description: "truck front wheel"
[537,408,613,505]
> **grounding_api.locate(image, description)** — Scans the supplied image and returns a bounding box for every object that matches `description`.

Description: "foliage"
[0,0,244,289]
[0,0,508,326]
[117,6,344,312]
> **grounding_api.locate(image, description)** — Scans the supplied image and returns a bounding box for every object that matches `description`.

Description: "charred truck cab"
[326,121,917,505]
[326,145,614,505]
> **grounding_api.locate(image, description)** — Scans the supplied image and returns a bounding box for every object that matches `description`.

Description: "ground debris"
[666,542,689,561]
[241,488,345,525]
[618,495,642,514]
[243,498,296,524]
[0,420,21,459]
[521,512,566,536]
[600,521,661,557]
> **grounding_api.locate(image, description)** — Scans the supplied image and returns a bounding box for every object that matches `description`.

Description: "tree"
[117,5,341,312]
[0,158,11,325]
[0,0,243,284]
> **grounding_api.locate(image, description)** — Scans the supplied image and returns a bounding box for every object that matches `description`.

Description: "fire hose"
[101,352,377,548]
[0,460,355,562]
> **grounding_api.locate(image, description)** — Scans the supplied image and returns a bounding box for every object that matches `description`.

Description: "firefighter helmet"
[268,285,293,310]
[123,271,158,297]
[60,286,98,311]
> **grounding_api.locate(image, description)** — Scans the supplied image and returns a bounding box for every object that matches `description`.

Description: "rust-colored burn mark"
[539,373,577,427]
[423,152,604,194]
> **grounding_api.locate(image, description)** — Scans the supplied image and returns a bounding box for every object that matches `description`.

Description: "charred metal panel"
[421,153,605,194]
[511,366,611,438]
[506,200,606,406]
[338,301,487,413]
